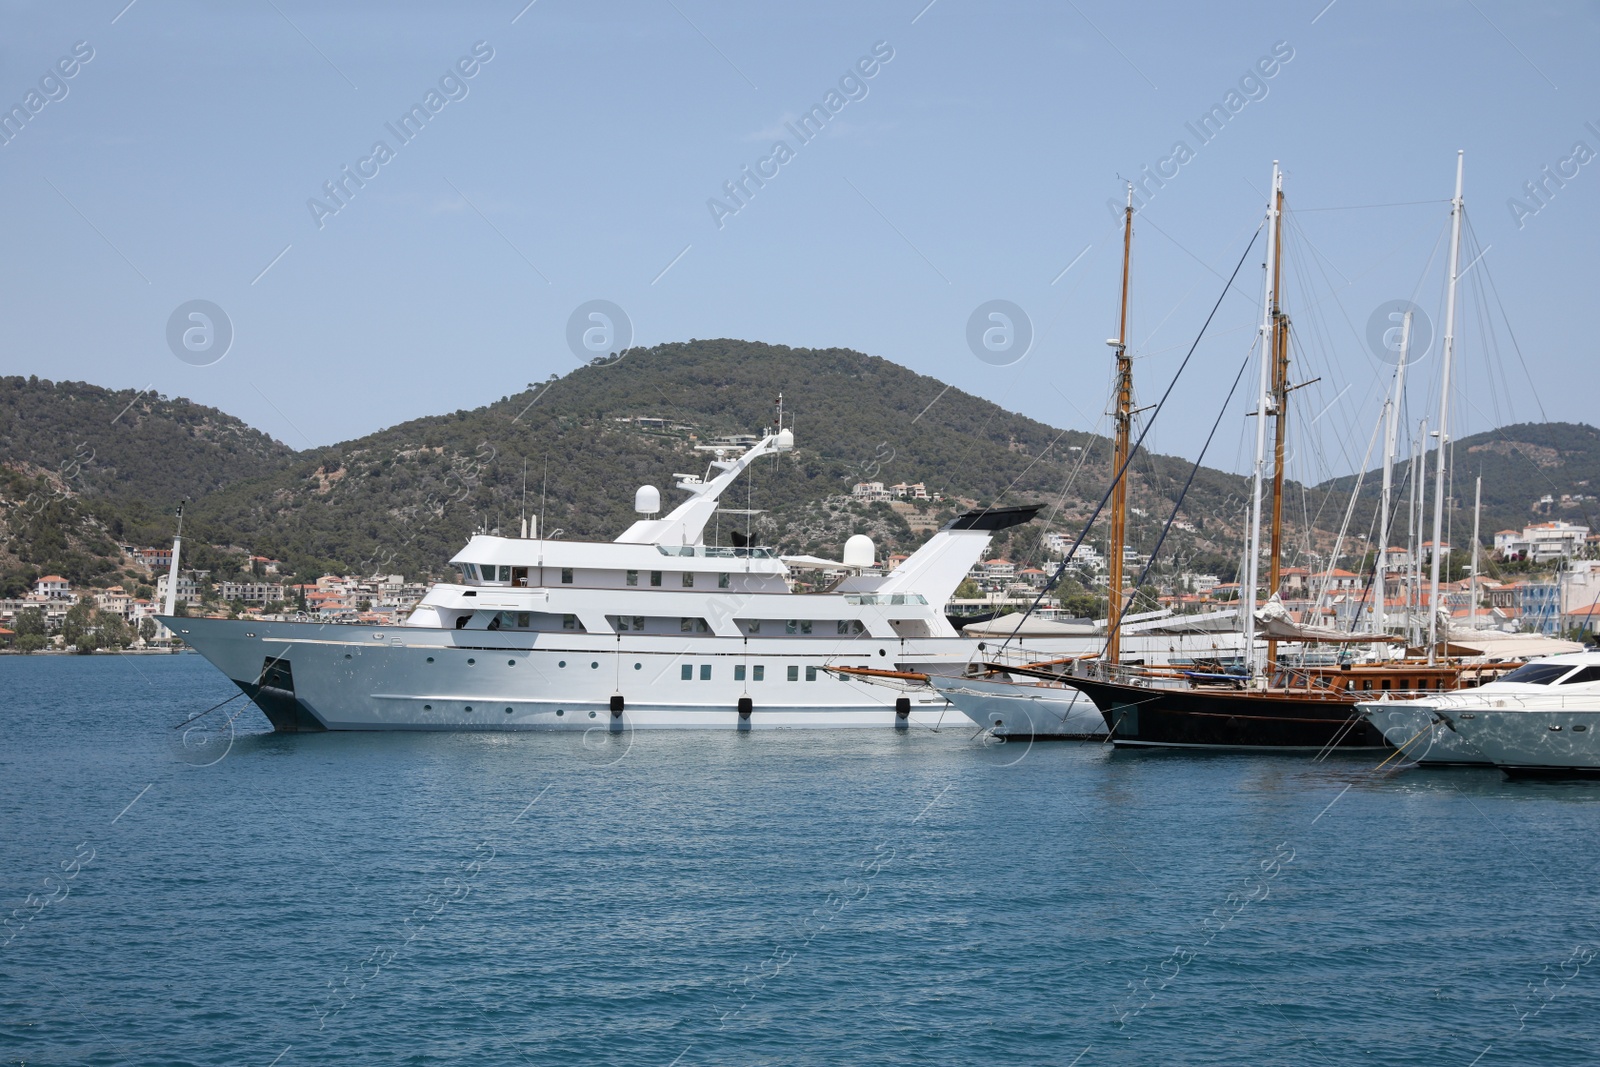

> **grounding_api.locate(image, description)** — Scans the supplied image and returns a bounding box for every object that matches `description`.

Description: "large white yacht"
[167,427,1239,733]
[1359,652,1600,775]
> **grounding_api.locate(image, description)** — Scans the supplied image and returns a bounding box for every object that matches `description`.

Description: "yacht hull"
[1438,707,1600,776]
[1060,676,1386,751]
[169,617,1213,732]
[928,674,1106,739]
[1359,704,1490,766]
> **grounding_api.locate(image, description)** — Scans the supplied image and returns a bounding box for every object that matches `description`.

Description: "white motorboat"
[1361,653,1600,775]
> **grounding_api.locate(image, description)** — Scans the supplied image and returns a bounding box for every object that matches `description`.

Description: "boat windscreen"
[1500,663,1576,685]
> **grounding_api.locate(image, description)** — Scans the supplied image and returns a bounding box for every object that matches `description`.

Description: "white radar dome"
[634,484,661,514]
[775,428,794,451]
[843,534,876,569]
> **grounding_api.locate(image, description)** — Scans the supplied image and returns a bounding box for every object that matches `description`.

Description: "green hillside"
[180,340,1280,581]
[0,376,296,593]
[0,342,1399,592]
[1315,421,1600,549]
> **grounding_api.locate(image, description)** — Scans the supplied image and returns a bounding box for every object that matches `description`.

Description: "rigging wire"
[1101,339,1258,656]
[997,224,1264,654]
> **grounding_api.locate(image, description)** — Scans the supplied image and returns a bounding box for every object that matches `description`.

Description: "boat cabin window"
[461,564,478,581]
[561,568,573,584]
[562,614,578,630]
[786,620,813,635]
[626,570,639,586]
[680,617,711,633]
[1558,665,1600,685]
[735,665,746,681]
[682,572,695,588]
[650,570,662,587]
[718,573,730,589]
[753,665,765,681]
[1501,663,1575,685]
[513,567,529,587]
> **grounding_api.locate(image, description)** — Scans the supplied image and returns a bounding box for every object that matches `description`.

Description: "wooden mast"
[1106,184,1134,664]
[1265,177,1289,673]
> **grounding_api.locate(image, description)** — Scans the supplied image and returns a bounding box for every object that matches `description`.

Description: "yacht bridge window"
[1559,665,1600,685]
[1501,663,1577,685]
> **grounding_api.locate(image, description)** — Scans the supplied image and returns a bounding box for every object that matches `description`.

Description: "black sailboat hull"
[1062,676,1386,751]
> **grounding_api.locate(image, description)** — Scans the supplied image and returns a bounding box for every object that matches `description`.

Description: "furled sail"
[1253,593,1396,644]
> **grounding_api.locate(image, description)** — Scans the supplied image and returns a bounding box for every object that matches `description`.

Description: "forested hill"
[182,340,1281,580]
[5,341,1341,587]
[0,377,297,592]
[1314,421,1600,543]
[0,376,294,503]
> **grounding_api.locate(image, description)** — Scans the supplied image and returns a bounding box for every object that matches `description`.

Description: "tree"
[13,607,47,653]
[953,580,980,599]
[99,614,131,649]
[139,617,157,644]
[62,596,96,651]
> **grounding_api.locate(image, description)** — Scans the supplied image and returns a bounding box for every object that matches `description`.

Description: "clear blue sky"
[3,0,1594,483]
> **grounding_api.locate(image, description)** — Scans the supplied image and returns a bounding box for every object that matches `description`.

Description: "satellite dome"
[843,534,875,569]
[634,484,661,514]
[775,428,794,451]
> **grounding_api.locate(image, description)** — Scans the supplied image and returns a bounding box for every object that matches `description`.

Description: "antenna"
[521,460,528,539]
[539,456,549,543]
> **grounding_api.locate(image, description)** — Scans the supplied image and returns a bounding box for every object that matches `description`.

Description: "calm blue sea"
[2,654,1597,1066]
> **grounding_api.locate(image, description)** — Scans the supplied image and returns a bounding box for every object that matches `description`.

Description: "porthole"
[634,662,642,670]
[423,704,433,711]
[372,633,384,640]
[591,661,599,669]
[508,659,516,666]
[505,707,513,714]
[556,709,564,716]
[559,660,567,668]
[1574,724,1588,732]
[878,649,886,657]
[426,656,435,663]
[1549,724,1563,731]
[467,658,476,665]
[589,710,597,718]
[465,705,473,712]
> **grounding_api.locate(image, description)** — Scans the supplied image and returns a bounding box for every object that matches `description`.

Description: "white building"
[1496,521,1590,562]
[33,575,72,599]
[156,571,207,606]
[219,581,286,605]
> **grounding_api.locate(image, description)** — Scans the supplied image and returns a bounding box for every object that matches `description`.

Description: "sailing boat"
[1001,156,1533,751]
